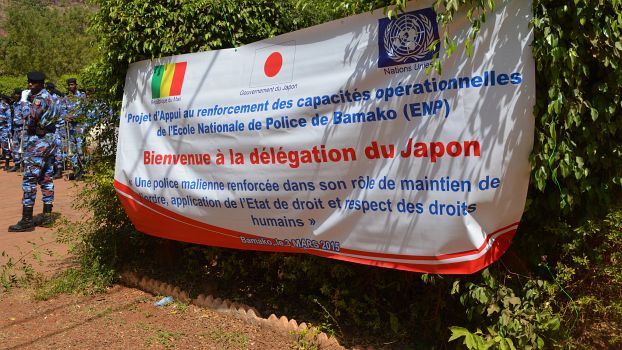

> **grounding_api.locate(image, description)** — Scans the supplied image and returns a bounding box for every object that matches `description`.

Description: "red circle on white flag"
[264,52,283,77]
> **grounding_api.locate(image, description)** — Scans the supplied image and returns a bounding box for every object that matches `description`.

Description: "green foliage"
[449,269,560,349]
[0,74,86,96]
[547,207,622,348]
[0,0,96,79]
[0,254,37,291]
[335,0,405,15]
[0,239,54,292]
[529,0,622,217]
[291,325,322,350]
[0,75,26,95]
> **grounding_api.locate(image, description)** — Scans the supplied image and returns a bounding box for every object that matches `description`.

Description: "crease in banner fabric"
[115,0,535,274]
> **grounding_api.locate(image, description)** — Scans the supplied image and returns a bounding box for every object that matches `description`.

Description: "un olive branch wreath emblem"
[384,13,435,63]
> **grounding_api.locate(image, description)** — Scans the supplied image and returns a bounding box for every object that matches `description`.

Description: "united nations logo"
[378,8,439,68]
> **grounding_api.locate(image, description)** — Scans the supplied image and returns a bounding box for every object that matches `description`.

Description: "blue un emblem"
[378,8,440,68]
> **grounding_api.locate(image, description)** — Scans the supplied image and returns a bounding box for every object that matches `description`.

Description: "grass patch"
[0,256,41,292]
[145,329,184,349]
[33,264,114,301]
[170,300,190,313]
[205,327,249,349]
[1,239,55,292]
[95,307,113,319]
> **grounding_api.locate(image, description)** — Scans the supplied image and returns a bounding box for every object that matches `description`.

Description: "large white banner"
[115,0,534,273]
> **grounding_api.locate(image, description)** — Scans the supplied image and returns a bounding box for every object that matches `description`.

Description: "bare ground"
[0,285,296,349]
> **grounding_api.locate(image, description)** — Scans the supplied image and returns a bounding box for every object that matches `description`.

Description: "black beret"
[0,94,11,101]
[13,88,22,95]
[66,78,77,85]
[45,82,56,89]
[27,71,45,83]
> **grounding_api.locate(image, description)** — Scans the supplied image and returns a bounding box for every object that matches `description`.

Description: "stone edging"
[119,271,367,349]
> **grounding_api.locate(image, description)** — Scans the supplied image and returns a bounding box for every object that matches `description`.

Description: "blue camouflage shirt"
[0,101,11,134]
[12,101,26,128]
[27,88,57,129]
[62,90,85,122]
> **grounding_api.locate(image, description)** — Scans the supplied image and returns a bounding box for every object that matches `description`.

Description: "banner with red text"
[115,0,534,274]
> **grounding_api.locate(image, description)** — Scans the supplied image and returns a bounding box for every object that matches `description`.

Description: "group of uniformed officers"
[0,71,91,232]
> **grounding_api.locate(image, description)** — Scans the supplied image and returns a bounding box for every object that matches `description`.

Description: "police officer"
[0,95,11,170]
[80,87,107,169]
[8,88,27,172]
[64,77,85,180]
[46,82,66,179]
[8,71,58,232]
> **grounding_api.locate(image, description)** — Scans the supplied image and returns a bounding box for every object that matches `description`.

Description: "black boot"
[69,167,83,181]
[39,203,54,226]
[53,166,62,179]
[4,158,9,171]
[8,163,19,172]
[8,206,35,232]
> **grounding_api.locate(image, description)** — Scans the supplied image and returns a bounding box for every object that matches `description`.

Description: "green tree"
[0,0,96,80]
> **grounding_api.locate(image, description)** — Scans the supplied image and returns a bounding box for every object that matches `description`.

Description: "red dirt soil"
[0,170,81,276]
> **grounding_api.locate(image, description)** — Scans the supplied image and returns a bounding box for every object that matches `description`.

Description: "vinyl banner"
[115,0,534,274]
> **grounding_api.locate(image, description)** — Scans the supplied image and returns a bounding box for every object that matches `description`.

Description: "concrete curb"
[119,271,370,349]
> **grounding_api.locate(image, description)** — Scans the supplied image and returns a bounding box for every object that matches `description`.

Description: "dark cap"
[27,71,46,83]
[0,94,11,101]
[66,78,77,85]
[45,82,56,90]
[13,88,22,95]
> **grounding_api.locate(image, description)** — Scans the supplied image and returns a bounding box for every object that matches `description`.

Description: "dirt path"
[0,286,296,349]
[0,170,339,350]
[0,170,81,277]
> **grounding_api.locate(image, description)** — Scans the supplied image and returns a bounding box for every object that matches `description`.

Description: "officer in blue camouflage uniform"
[9,72,58,232]
[46,82,66,179]
[64,78,86,180]
[79,88,107,169]
[0,95,11,170]
[8,89,27,172]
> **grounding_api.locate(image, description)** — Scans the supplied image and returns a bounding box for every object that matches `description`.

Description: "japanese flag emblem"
[249,41,296,88]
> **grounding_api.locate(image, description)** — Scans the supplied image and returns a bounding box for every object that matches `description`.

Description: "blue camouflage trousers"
[0,129,9,158]
[54,131,64,169]
[70,124,84,169]
[21,134,56,207]
[12,128,23,163]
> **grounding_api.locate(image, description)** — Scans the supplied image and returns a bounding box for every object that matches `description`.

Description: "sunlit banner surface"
[115,0,534,274]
